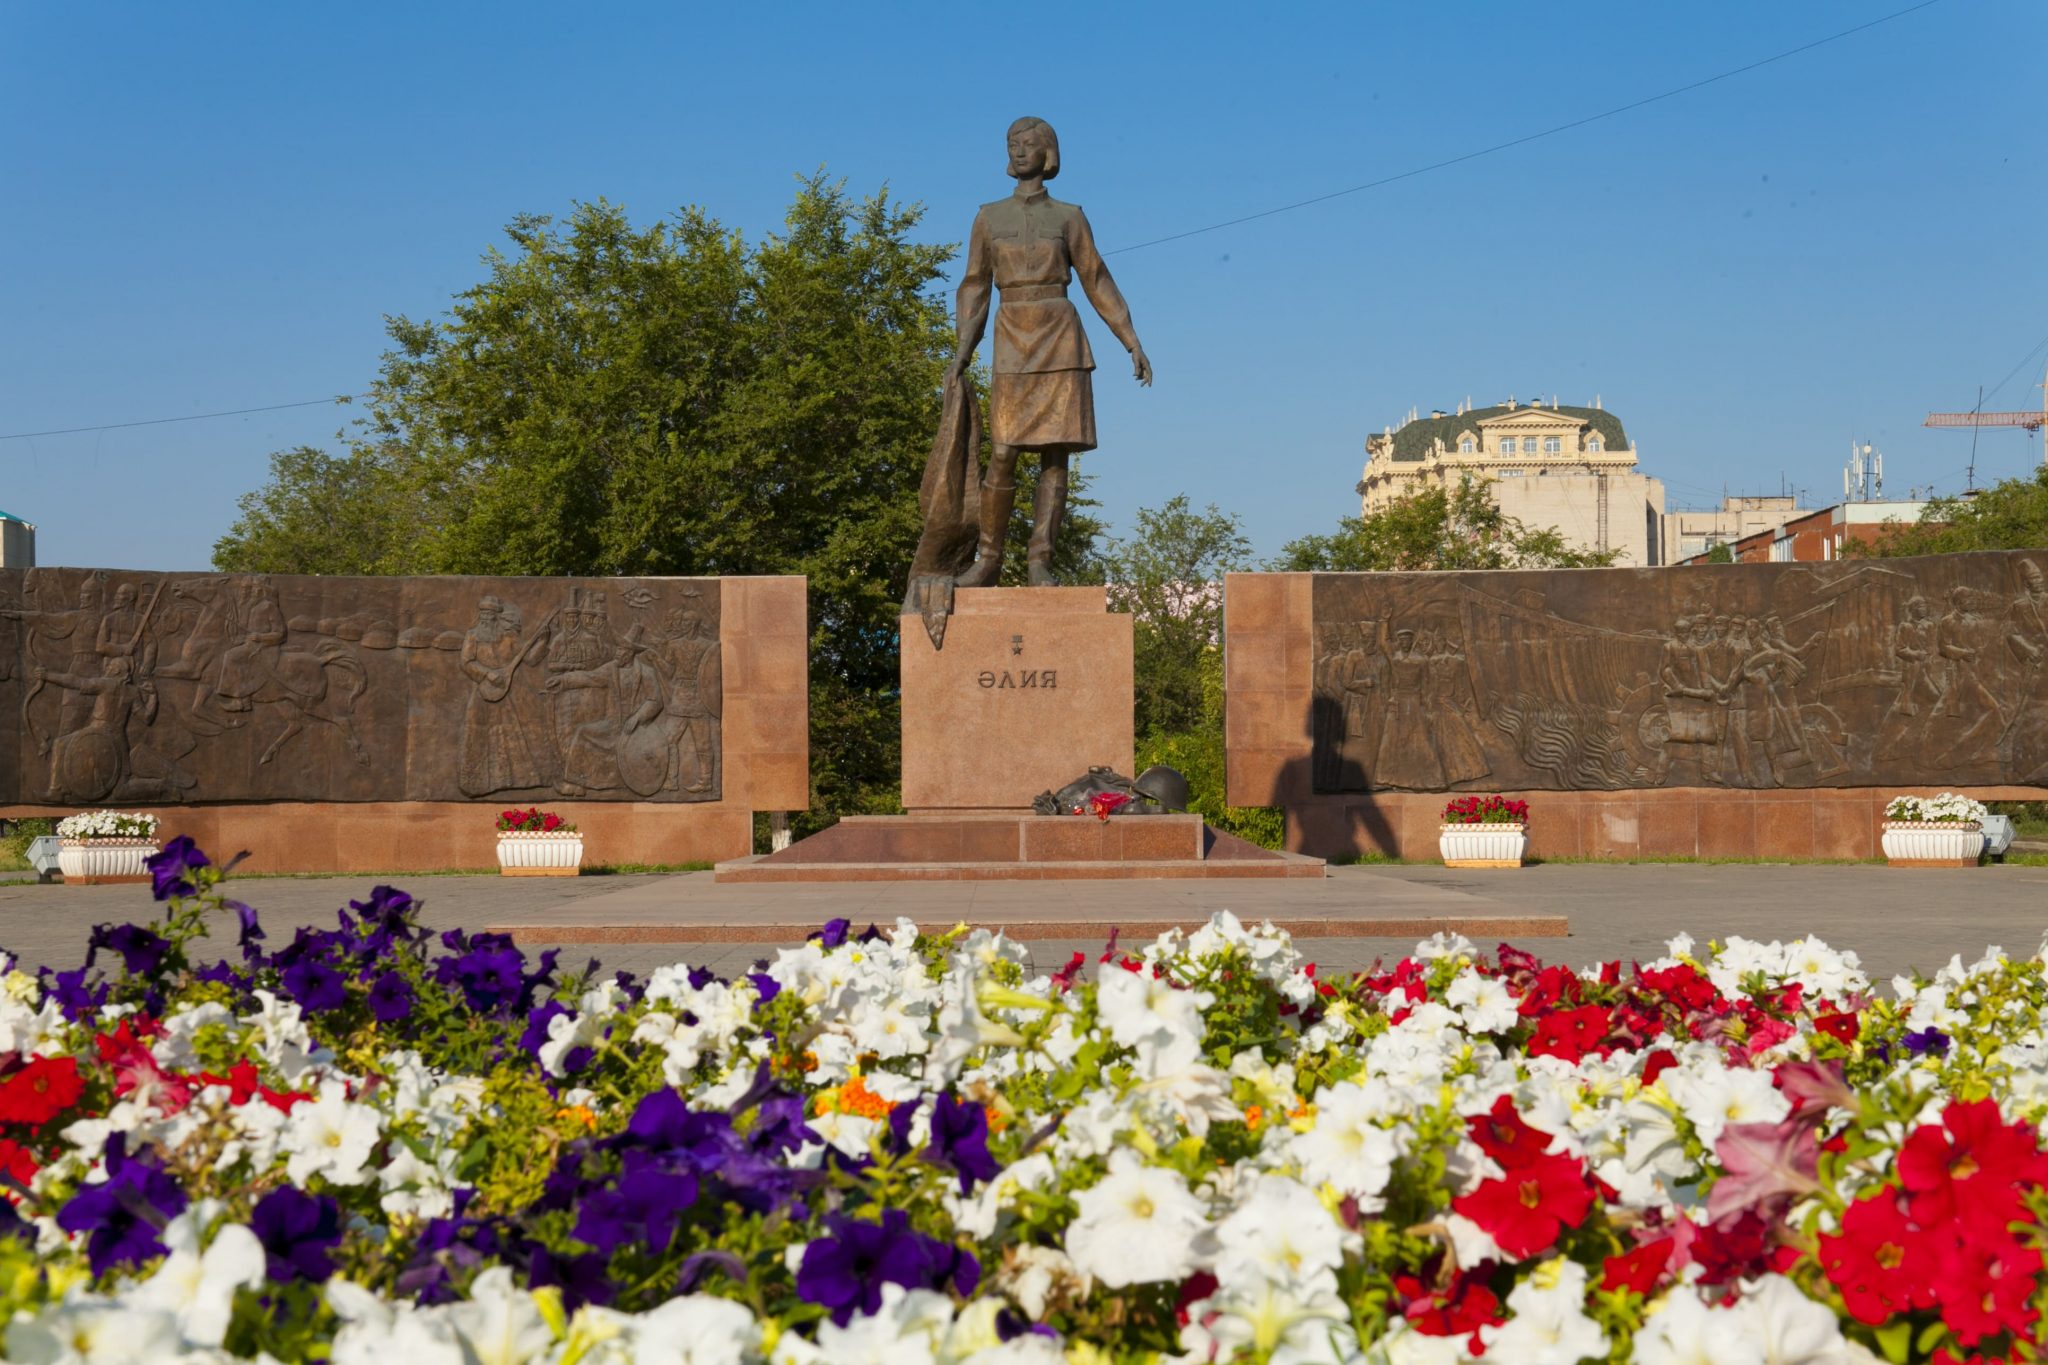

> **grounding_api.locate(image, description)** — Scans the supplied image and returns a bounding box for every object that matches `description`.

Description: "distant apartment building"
[0,509,32,568]
[1676,500,1930,565]
[1662,494,1810,563]
[1356,398,1666,565]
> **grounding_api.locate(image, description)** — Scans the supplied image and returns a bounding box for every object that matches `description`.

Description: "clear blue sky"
[3,1,2044,571]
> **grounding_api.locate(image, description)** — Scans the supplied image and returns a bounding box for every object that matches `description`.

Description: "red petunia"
[1818,1191,1938,1324]
[0,1137,38,1191]
[1400,1269,1504,1353]
[1601,1236,1673,1294]
[1468,1095,1553,1170]
[1641,1049,1679,1086]
[1898,1099,2048,1229]
[1528,1004,1613,1063]
[1813,1011,1859,1044]
[1452,1150,1593,1257]
[1936,1230,2042,1347]
[0,1056,84,1127]
[1637,963,1721,1014]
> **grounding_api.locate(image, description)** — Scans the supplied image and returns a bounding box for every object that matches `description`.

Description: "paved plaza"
[1,862,2042,984]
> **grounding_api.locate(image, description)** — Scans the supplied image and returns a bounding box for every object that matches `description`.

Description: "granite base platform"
[714,813,1327,883]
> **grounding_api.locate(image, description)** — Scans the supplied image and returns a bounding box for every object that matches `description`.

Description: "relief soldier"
[653,602,721,795]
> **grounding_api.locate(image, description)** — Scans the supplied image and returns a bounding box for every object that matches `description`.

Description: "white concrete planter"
[1881,822,1984,867]
[1439,824,1527,868]
[497,831,584,876]
[58,839,160,884]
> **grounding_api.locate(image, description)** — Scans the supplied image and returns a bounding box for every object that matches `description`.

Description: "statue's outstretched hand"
[1131,345,1153,387]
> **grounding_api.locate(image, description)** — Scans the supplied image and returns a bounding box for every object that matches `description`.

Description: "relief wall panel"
[1305,552,2048,793]
[0,570,728,805]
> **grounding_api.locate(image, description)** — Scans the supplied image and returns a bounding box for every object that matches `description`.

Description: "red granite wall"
[5,576,809,873]
[1222,571,2047,862]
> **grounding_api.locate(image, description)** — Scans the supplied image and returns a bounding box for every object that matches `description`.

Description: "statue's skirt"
[989,369,1095,453]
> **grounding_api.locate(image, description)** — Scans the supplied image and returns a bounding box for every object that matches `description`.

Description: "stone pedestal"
[899,587,1134,812]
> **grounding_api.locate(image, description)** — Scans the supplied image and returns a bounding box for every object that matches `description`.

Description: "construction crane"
[1924,363,2048,470]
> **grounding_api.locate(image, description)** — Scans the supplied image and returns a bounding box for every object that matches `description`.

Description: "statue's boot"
[1027,464,1068,587]
[955,478,1015,588]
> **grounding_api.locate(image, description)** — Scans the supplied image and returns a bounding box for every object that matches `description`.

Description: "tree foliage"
[1100,497,1251,738]
[1271,476,1619,572]
[1846,465,2048,558]
[216,179,1100,822]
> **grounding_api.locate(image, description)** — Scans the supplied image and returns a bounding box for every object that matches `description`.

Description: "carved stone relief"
[0,571,722,805]
[1308,552,2048,793]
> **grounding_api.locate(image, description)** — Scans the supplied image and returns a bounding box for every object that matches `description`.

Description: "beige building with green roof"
[1356,397,1666,566]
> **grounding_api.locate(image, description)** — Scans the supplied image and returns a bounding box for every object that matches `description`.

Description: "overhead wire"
[0,1,1950,443]
[0,396,361,442]
[1103,0,1945,255]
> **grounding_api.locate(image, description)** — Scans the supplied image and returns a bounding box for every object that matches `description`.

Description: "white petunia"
[1212,1175,1349,1292]
[1630,1285,1764,1364]
[4,1301,184,1364]
[1444,971,1519,1034]
[1478,1258,1603,1365]
[1064,1150,1211,1287]
[129,1215,265,1347]
[443,1266,554,1365]
[1664,1064,1790,1146]
[283,1081,383,1186]
[1095,967,1211,1078]
[1290,1080,1400,1206]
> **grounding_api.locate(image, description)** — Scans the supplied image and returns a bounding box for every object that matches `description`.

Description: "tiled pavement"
[1,862,2043,984]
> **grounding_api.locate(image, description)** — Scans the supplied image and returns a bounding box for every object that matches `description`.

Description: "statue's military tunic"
[957,187,1138,452]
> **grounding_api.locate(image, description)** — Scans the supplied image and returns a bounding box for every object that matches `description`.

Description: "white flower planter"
[57,839,161,885]
[497,831,584,877]
[1880,822,1984,868]
[1439,824,1527,868]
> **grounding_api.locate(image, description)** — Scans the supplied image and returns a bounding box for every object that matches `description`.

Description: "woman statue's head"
[1006,117,1059,181]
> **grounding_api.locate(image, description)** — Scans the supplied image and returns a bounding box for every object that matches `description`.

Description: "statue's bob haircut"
[1007,116,1060,180]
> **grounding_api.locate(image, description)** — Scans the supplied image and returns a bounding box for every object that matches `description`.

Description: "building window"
[1543,436,1561,454]
[1498,438,1517,455]
[1588,437,1603,452]
[1459,438,1474,453]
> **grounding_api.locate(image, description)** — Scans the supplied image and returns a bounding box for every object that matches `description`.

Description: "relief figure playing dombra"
[457,595,552,796]
[945,117,1152,588]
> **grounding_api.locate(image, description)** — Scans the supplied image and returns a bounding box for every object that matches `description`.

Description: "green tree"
[1100,496,1251,737]
[1272,476,1619,571]
[1705,541,1736,564]
[1846,465,2048,557]
[216,441,423,575]
[216,179,1102,824]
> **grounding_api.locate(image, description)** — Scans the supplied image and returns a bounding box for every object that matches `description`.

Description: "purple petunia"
[55,1135,189,1275]
[250,1187,343,1283]
[795,1208,979,1326]
[366,971,415,1023]
[281,955,347,1014]
[1901,1026,1951,1058]
[88,922,171,977]
[145,835,210,901]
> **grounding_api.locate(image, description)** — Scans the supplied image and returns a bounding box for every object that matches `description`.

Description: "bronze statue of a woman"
[949,116,1151,586]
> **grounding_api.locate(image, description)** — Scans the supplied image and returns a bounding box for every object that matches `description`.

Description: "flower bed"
[1441,796,1528,867]
[1,841,2046,1360]
[1882,793,1988,867]
[55,811,161,885]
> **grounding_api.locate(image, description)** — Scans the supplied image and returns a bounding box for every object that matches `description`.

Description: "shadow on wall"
[1284,695,1395,860]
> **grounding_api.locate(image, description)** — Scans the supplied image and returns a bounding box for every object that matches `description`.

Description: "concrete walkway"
[0,863,2042,984]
